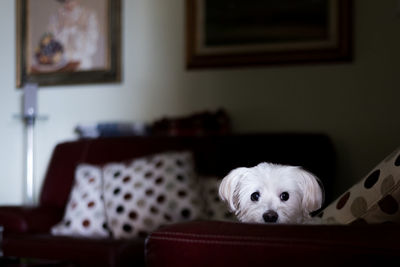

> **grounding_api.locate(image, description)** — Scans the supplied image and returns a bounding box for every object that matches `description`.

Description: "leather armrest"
[0,206,63,234]
[146,221,400,267]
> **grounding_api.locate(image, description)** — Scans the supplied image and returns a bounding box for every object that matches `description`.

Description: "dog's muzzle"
[263,210,278,223]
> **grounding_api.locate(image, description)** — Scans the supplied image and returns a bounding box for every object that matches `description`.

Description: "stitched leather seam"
[148,236,282,247]
[148,235,391,251]
[151,230,315,242]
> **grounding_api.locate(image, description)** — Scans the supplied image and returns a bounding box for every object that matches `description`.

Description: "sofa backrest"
[39,134,336,210]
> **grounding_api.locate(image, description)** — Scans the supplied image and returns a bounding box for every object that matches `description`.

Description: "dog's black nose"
[263,210,278,223]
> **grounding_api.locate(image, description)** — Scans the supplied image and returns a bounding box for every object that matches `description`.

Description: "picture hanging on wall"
[16,0,121,87]
[186,0,352,69]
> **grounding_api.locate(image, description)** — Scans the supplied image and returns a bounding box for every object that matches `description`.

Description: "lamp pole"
[22,83,38,206]
[24,113,35,205]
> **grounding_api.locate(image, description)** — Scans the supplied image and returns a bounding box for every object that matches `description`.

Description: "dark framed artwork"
[16,0,121,87]
[186,0,352,68]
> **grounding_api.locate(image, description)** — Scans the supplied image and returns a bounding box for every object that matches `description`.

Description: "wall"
[0,0,399,204]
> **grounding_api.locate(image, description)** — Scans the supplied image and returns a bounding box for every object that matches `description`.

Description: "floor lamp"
[22,83,38,206]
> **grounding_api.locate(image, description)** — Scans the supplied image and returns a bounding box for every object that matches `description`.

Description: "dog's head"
[218,163,323,224]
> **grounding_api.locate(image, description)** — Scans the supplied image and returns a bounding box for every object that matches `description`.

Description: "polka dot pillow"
[102,151,203,239]
[51,164,109,238]
[320,146,400,224]
[199,177,236,222]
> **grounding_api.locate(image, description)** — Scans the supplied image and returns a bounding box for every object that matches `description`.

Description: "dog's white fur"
[219,162,323,224]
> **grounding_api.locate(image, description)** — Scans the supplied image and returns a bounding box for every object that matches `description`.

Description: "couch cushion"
[103,151,203,239]
[320,146,400,224]
[146,221,400,267]
[3,233,145,267]
[51,164,109,237]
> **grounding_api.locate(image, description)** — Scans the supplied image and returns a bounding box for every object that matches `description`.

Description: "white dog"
[219,162,324,224]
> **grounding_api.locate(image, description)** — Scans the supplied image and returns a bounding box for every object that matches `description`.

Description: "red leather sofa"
[0,134,335,266]
[146,220,400,267]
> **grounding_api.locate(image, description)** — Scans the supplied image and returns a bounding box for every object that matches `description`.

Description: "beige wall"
[0,0,399,204]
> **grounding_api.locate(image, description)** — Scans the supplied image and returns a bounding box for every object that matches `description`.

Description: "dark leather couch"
[146,220,400,267]
[0,134,336,266]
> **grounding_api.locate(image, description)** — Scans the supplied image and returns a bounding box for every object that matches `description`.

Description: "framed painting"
[16,0,121,87]
[186,0,352,68]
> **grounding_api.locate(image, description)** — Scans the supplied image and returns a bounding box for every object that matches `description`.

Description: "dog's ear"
[297,168,324,216]
[219,167,248,212]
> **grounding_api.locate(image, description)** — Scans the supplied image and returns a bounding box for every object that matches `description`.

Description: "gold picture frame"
[186,0,352,68]
[16,0,121,87]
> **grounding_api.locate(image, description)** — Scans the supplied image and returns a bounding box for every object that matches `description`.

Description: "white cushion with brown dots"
[199,177,236,222]
[51,164,109,237]
[102,151,203,239]
[319,146,400,225]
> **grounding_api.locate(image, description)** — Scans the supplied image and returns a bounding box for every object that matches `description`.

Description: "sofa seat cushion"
[320,146,400,224]
[3,233,145,267]
[145,221,400,267]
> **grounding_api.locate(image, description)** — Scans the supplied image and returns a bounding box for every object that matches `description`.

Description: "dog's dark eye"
[280,192,289,201]
[251,192,260,202]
